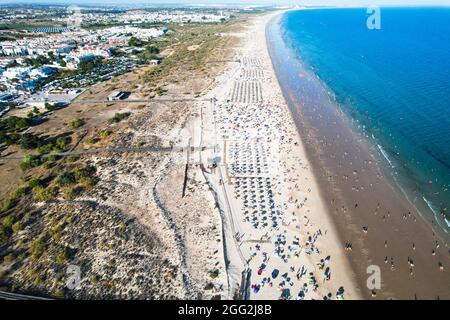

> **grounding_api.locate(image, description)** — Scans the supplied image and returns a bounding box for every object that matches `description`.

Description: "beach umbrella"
[281,288,291,300]
[272,269,279,279]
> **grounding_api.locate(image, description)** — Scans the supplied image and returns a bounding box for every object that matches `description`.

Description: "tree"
[37,143,54,154]
[145,46,160,54]
[20,133,41,150]
[24,55,50,67]
[20,154,43,170]
[128,37,145,47]
[79,56,104,72]
[45,103,56,111]
[56,136,70,151]
[3,116,30,130]
[0,132,19,146]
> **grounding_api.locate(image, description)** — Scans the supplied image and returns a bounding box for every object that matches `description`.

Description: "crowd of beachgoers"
[203,13,360,300]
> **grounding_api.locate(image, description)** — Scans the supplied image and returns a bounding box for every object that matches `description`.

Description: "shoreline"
[266,11,450,299]
[275,8,450,243]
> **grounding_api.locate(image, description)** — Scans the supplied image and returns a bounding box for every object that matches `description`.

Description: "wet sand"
[267,12,450,299]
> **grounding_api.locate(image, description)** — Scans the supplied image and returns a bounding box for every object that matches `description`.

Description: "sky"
[1,0,450,6]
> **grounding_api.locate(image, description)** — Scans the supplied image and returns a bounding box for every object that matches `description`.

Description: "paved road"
[0,145,217,161]
[23,97,211,105]
[69,98,211,104]
[0,290,52,300]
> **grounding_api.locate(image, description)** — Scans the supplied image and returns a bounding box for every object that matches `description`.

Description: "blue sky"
[1,0,450,6]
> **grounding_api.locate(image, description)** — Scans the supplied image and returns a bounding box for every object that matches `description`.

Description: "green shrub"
[0,131,20,146]
[54,288,65,298]
[108,112,131,124]
[56,171,76,186]
[12,221,23,233]
[28,178,43,189]
[20,133,42,150]
[65,155,79,163]
[145,45,160,54]
[45,103,56,111]
[69,118,85,129]
[29,237,46,260]
[2,253,15,264]
[78,176,96,187]
[45,155,57,162]
[50,224,62,241]
[37,143,54,154]
[12,187,27,199]
[1,198,14,213]
[86,136,99,145]
[2,215,15,228]
[0,225,12,243]
[33,186,58,202]
[128,36,145,47]
[20,154,43,170]
[43,162,55,170]
[72,165,97,187]
[2,116,31,130]
[56,136,71,150]
[73,165,96,181]
[63,186,82,200]
[24,212,32,221]
[56,247,70,264]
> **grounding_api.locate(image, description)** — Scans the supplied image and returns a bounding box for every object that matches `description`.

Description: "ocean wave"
[423,196,449,234]
[377,144,395,169]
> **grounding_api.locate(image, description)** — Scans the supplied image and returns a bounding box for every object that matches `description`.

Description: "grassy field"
[142,21,243,88]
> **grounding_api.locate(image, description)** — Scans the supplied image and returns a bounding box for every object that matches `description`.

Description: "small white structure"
[107,91,127,101]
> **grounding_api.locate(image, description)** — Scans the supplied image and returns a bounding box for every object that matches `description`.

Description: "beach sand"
[198,9,450,300]
[199,12,362,300]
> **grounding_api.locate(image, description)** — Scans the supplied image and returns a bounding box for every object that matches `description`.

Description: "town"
[0,5,234,115]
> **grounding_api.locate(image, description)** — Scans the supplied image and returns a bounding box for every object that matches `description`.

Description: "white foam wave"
[377,144,395,168]
[423,196,449,234]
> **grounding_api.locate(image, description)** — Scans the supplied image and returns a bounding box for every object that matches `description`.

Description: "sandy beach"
[199,12,362,300]
[198,9,450,300]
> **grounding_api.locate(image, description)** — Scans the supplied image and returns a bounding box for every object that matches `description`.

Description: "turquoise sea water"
[275,7,450,232]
